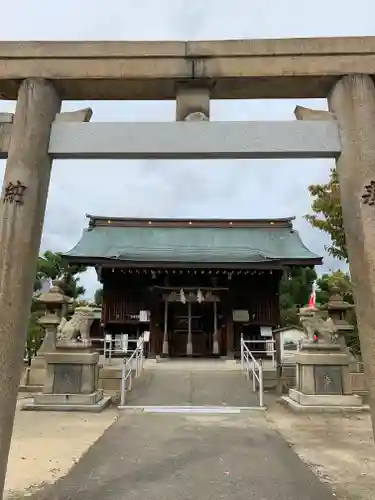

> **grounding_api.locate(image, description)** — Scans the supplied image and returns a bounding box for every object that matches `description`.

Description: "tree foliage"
[316,270,353,305]
[35,250,87,299]
[94,287,103,306]
[279,267,317,327]
[279,305,300,328]
[25,251,87,362]
[305,167,347,262]
[279,267,317,310]
[24,311,44,365]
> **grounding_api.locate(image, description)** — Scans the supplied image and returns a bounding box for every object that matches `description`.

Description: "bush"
[24,312,45,365]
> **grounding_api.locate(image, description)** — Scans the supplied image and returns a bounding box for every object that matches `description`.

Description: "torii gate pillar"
[329,74,375,433]
[0,78,61,496]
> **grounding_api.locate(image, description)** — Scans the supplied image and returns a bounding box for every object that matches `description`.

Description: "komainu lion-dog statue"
[57,306,95,345]
[299,307,338,345]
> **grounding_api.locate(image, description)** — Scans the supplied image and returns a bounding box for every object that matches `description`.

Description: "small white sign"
[139,310,150,322]
[121,333,128,353]
[143,331,150,343]
[260,326,273,337]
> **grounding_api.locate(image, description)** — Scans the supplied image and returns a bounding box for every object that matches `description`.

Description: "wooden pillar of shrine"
[225,292,235,358]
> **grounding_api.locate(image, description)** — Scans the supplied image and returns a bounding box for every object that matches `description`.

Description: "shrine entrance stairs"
[119,358,274,410]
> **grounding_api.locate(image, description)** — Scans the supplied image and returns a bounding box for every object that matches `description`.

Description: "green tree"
[279,267,317,326]
[24,311,44,365]
[279,305,300,328]
[305,167,347,262]
[26,251,87,363]
[279,267,317,310]
[305,169,360,355]
[316,270,353,305]
[35,250,87,298]
[94,287,103,306]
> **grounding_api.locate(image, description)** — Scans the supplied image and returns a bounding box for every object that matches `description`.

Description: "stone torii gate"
[1,36,375,494]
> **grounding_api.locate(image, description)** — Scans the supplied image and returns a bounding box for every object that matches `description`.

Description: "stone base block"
[28,367,46,386]
[280,395,369,413]
[22,392,112,413]
[56,340,92,350]
[19,384,44,393]
[43,351,100,395]
[34,389,104,406]
[19,365,45,392]
[45,351,99,364]
[30,356,46,369]
[289,388,363,407]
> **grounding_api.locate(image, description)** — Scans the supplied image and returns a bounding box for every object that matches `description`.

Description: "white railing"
[119,336,145,407]
[243,338,276,368]
[91,335,140,365]
[240,333,264,407]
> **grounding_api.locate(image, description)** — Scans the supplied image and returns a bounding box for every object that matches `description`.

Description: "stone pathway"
[29,411,336,500]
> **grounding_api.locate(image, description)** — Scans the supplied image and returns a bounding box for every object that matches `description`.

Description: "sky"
[1,0,372,298]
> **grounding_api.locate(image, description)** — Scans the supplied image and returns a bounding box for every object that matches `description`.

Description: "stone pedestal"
[282,343,365,412]
[23,349,111,412]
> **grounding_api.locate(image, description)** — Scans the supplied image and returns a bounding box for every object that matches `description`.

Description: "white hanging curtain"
[180,288,187,304]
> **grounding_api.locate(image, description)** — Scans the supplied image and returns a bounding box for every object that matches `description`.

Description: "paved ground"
[4,397,117,499]
[126,368,265,407]
[8,364,372,499]
[28,411,336,500]
[268,404,375,500]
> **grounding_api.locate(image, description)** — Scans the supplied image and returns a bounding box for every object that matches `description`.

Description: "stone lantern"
[322,286,354,351]
[36,280,70,354]
[25,280,69,390]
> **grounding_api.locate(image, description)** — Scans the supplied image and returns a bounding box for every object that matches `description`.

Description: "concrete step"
[99,366,137,392]
[248,369,277,389]
[122,369,263,407]
[264,380,277,389]
[121,406,266,414]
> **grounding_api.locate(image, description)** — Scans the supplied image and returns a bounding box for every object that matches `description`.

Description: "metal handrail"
[243,338,276,368]
[240,333,264,407]
[119,336,145,407]
[91,336,140,365]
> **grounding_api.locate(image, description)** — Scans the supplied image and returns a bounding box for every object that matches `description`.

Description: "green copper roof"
[64,221,321,266]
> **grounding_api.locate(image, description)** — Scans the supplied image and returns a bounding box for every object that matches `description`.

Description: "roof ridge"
[86,214,296,229]
[86,214,296,223]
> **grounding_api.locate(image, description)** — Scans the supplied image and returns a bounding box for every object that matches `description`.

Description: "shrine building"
[64,215,322,358]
